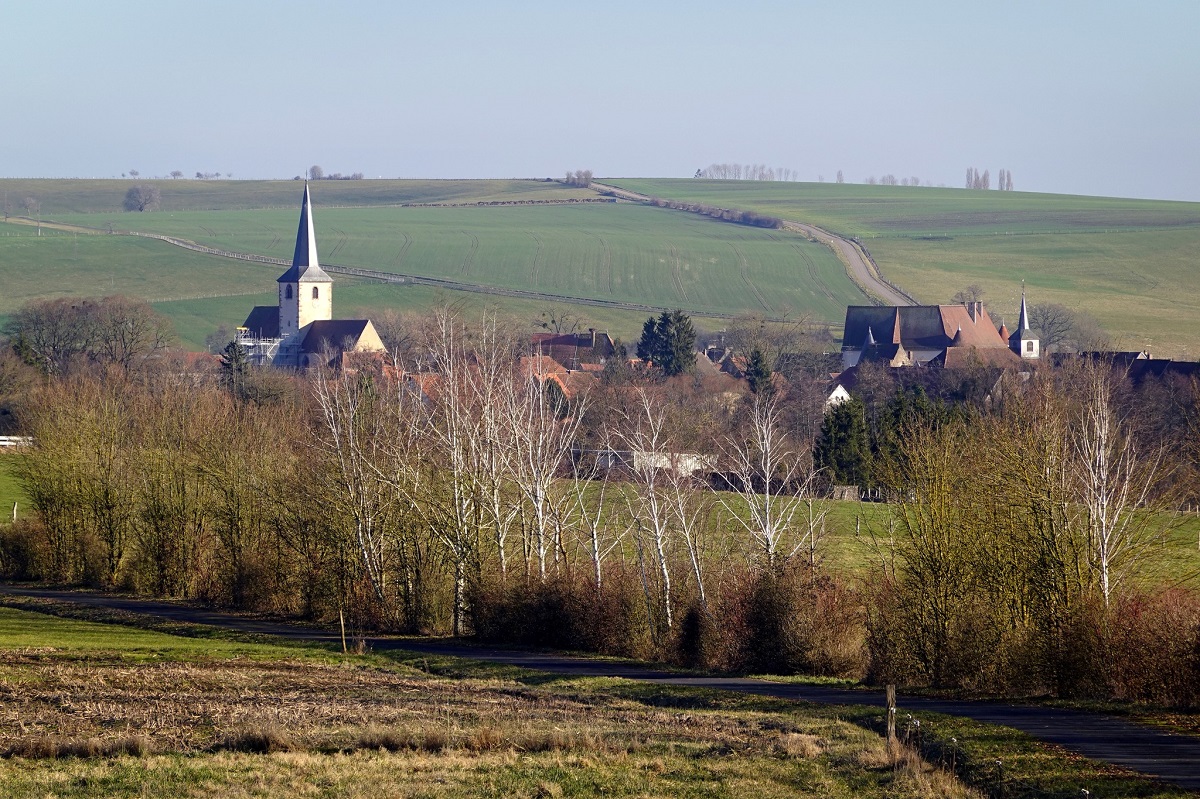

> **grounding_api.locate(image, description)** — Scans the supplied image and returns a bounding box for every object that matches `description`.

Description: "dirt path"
[592,182,916,307]
[2,585,1197,792]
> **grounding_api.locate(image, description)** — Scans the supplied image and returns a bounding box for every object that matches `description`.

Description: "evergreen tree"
[220,340,250,399]
[636,310,697,376]
[744,347,773,396]
[815,396,872,487]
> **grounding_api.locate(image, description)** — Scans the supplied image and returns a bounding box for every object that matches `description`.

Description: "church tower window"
[313,287,319,299]
[285,285,292,299]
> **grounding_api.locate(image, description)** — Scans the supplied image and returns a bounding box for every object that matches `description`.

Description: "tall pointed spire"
[1017,281,1030,331]
[278,182,332,284]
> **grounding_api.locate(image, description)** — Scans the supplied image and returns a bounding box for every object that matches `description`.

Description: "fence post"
[886,684,897,758]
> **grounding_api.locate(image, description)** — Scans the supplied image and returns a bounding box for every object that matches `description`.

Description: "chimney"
[589,327,596,348]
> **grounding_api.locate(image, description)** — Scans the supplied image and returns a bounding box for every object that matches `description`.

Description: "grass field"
[0,602,976,798]
[1,178,597,214]
[606,179,1200,357]
[47,203,861,320]
[2,600,1192,799]
[0,456,27,522]
[2,177,872,349]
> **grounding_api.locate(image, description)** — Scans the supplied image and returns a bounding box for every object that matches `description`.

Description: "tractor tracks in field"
[44,220,728,318]
[593,182,916,307]
[527,230,543,285]
[729,243,771,312]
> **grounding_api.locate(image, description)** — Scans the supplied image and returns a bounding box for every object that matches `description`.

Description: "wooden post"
[886,684,897,755]
[339,608,348,654]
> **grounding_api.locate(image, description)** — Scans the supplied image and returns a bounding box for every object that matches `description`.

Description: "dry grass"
[0,646,981,798]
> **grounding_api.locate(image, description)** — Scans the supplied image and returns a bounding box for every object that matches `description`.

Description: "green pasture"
[605,179,1200,238]
[0,178,594,215]
[607,179,1200,356]
[0,456,26,521]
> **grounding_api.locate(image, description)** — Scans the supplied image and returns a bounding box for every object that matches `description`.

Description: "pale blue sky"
[6,1,1198,200]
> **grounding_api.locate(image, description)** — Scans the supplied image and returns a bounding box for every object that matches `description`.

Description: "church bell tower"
[278,182,333,347]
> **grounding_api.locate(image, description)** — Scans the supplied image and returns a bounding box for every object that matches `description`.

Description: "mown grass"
[606,179,1200,357]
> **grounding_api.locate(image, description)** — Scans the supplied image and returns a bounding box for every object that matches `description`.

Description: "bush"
[0,519,47,580]
[469,569,652,659]
[1107,589,1200,707]
[717,563,865,677]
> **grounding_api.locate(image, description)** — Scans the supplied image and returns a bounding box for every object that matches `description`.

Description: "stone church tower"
[237,183,388,369]
[277,183,332,361]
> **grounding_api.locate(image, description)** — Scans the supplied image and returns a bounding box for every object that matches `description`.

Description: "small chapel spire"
[1017,281,1030,331]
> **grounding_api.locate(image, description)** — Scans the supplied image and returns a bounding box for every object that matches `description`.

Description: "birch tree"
[718,397,825,569]
[1071,365,1163,607]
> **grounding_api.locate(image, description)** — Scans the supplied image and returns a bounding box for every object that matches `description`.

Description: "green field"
[0,456,26,521]
[1,178,596,214]
[2,178,871,348]
[607,179,1200,357]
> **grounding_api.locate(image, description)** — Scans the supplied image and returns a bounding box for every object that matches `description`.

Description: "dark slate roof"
[278,183,333,285]
[241,306,280,338]
[842,305,1007,351]
[301,319,371,354]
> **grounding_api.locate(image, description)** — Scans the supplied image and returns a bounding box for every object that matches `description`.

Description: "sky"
[6,0,1199,201]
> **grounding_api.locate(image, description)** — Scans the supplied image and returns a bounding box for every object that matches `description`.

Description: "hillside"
[606,179,1200,357]
[1,179,871,348]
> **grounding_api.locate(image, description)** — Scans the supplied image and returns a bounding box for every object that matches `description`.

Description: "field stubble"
[0,607,976,798]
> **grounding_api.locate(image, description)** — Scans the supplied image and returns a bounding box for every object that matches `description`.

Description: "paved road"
[1,585,1197,792]
[592,182,916,308]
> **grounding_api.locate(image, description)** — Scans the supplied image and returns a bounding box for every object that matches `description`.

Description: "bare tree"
[951,284,986,305]
[309,165,324,180]
[311,363,402,610]
[508,369,587,581]
[123,184,161,212]
[170,170,184,179]
[610,387,680,638]
[1028,303,1076,351]
[836,170,844,184]
[716,397,825,568]
[89,296,173,369]
[1071,365,1164,607]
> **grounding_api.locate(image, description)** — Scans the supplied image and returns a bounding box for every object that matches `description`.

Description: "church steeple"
[278,182,333,339]
[278,182,332,285]
[1009,282,1039,359]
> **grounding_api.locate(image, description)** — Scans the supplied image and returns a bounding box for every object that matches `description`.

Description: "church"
[839,293,1039,370]
[237,184,387,368]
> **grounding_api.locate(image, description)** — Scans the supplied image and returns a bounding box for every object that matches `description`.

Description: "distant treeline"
[695,164,802,181]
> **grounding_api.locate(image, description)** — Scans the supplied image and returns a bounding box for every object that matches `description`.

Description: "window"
[285,285,292,299]
[1026,341,1034,352]
[313,287,319,299]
